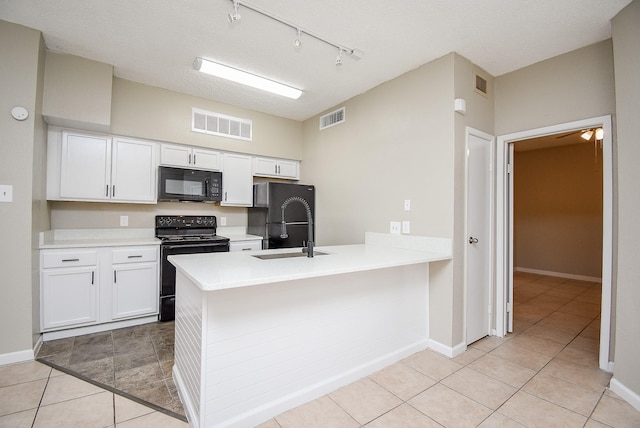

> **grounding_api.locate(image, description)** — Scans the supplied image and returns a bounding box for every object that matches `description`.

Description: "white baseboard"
[515,267,601,283]
[0,349,35,366]
[42,315,158,341]
[610,377,640,412]
[428,339,467,358]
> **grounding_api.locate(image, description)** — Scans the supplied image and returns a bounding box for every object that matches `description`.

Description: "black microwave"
[158,166,222,202]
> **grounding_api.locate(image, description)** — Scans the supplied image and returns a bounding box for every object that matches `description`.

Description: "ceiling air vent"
[192,108,252,141]
[319,107,346,130]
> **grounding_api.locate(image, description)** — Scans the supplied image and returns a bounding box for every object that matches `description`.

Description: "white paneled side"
[319,106,346,130]
[191,108,252,141]
[201,265,429,427]
[174,271,204,427]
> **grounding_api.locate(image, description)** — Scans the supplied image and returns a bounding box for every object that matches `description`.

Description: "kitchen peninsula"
[169,232,451,428]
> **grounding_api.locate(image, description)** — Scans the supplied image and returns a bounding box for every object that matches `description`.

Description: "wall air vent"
[475,74,488,97]
[192,108,252,141]
[319,107,346,130]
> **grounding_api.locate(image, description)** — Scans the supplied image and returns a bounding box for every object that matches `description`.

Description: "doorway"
[495,115,613,372]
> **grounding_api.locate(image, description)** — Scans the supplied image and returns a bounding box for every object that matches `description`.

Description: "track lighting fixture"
[228,0,241,23]
[294,29,302,48]
[595,127,604,140]
[226,0,363,66]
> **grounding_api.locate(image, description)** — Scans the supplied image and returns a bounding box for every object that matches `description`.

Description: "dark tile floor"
[36,321,185,420]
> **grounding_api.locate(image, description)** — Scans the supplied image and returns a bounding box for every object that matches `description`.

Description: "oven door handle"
[163,243,229,250]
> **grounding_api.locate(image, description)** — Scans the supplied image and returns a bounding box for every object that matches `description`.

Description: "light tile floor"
[1,273,639,427]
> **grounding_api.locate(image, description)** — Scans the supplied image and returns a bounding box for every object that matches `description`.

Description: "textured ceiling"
[0,0,631,121]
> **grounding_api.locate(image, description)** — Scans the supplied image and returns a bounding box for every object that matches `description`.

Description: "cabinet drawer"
[112,247,158,264]
[42,250,98,268]
[230,240,262,252]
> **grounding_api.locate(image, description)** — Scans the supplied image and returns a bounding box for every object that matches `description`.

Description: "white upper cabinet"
[54,130,157,203]
[253,156,299,179]
[111,137,157,202]
[221,153,253,207]
[160,143,222,171]
[60,132,112,200]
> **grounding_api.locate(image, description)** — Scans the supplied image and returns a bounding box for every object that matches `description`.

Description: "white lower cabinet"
[42,266,98,330]
[111,246,158,320]
[40,245,159,335]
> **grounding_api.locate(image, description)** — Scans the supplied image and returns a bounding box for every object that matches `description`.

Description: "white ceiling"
[1,0,631,121]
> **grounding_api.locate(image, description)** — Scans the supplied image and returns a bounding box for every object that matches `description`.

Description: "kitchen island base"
[173,263,430,428]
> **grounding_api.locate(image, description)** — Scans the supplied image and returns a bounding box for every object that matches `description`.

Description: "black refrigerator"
[248,182,315,249]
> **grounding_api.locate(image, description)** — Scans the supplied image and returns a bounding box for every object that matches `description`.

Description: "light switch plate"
[0,185,13,202]
[390,221,401,235]
[120,215,128,227]
[402,221,411,234]
[219,217,227,226]
[404,200,411,211]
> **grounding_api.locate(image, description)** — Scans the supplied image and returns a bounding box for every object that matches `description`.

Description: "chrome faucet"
[280,196,314,257]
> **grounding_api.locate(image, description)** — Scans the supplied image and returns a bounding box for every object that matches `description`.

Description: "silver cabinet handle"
[469,237,479,244]
[114,271,117,283]
[112,185,115,198]
[189,153,192,164]
[91,271,94,285]
[193,154,196,165]
[106,185,109,197]
[127,255,143,258]
[62,258,80,262]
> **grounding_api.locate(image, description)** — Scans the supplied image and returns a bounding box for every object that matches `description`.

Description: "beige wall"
[514,143,603,278]
[110,78,302,160]
[495,40,616,136]
[0,20,48,356]
[611,0,640,400]
[43,51,113,130]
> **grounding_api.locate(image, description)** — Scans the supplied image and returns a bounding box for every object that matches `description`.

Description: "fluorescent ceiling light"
[194,57,302,100]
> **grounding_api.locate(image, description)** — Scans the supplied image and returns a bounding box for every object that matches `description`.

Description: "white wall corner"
[427,339,467,358]
[0,349,35,366]
[609,377,640,412]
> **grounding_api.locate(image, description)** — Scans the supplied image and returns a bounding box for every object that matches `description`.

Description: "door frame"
[464,127,495,344]
[495,115,613,372]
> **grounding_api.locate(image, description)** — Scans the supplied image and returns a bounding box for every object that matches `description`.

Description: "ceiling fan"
[556,127,604,141]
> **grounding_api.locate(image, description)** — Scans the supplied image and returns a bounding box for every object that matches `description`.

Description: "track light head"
[595,127,604,140]
[294,29,302,48]
[336,48,344,67]
[228,1,241,23]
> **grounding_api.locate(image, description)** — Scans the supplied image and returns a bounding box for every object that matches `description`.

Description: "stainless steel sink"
[253,251,327,260]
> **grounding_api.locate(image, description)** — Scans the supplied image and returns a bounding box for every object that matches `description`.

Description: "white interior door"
[465,128,494,344]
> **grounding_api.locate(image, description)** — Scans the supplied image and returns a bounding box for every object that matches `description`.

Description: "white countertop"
[39,229,160,249]
[169,232,452,291]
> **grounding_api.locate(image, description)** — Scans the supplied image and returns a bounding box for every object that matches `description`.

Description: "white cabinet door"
[253,156,300,179]
[193,148,222,171]
[221,153,253,207]
[161,144,222,171]
[112,262,158,319]
[160,143,192,168]
[253,157,278,177]
[276,159,299,179]
[42,267,97,330]
[111,137,157,202]
[60,131,111,200]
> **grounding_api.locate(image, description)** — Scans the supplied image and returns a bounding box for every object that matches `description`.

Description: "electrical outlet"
[120,215,128,227]
[402,221,410,234]
[390,221,401,235]
[219,217,227,226]
[404,199,411,211]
